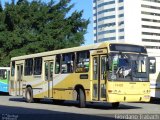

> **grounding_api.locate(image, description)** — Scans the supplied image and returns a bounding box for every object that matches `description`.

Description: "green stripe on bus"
[0,80,8,84]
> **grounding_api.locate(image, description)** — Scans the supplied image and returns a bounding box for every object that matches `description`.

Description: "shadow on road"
[0,105,115,120]
[9,97,26,102]
[136,97,160,105]
[9,97,141,110]
[150,97,160,105]
[0,92,9,96]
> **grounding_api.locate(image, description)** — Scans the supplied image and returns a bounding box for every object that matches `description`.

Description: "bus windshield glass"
[108,53,148,81]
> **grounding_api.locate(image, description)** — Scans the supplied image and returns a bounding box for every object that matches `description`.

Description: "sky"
[1,0,93,45]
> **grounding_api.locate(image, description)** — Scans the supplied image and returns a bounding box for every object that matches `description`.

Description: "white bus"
[148,52,160,99]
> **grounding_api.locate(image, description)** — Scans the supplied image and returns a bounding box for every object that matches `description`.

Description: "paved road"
[0,95,159,120]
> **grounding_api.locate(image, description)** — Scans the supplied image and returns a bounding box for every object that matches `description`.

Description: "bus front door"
[92,55,107,101]
[16,64,23,96]
[44,60,54,98]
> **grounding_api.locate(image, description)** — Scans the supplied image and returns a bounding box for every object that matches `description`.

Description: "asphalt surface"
[0,94,159,120]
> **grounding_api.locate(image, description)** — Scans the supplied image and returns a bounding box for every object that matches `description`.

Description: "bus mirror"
[149,57,156,74]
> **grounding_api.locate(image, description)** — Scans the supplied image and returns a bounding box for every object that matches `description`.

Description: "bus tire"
[78,89,86,108]
[112,102,119,109]
[25,87,33,103]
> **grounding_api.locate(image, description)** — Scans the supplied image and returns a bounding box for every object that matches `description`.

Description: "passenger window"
[55,55,61,74]
[149,57,156,74]
[25,58,33,76]
[11,61,15,76]
[0,69,7,79]
[45,61,53,80]
[34,57,42,75]
[76,51,90,73]
[61,53,74,73]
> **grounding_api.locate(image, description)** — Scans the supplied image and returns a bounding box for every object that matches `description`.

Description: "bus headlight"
[144,95,150,99]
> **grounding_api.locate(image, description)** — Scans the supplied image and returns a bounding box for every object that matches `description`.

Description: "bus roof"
[0,67,10,70]
[11,42,145,61]
[11,42,104,61]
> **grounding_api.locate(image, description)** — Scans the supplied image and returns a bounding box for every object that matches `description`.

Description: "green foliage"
[0,0,89,66]
[0,2,3,12]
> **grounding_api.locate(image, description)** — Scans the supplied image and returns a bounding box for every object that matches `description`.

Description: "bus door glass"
[92,55,108,101]
[45,61,53,98]
[17,64,23,96]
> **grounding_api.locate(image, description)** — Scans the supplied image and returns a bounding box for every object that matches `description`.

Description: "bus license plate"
[144,95,150,99]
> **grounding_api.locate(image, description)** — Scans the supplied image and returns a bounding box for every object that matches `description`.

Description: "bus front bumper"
[107,94,150,103]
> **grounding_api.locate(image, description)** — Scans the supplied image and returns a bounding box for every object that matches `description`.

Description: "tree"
[0,0,89,66]
[0,2,3,12]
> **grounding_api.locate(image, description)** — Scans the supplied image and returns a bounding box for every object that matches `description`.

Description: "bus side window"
[55,55,61,74]
[61,53,74,73]
[4,70,7,79]
[25,58,33,76]
[11,61,15,76]
[76,51,90,73]
[34,57,42,75]
[149,57,156,74]
[0,70,7,79]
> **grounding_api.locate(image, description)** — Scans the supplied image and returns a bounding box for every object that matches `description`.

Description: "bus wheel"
[78,89,86,108]
[112,102,120,109]
[25,87,33,103]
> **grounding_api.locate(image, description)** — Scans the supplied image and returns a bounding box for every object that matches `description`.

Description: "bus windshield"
[108,53,149,82]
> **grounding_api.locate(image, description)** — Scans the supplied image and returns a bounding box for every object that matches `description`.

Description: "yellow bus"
[9,42,150,108]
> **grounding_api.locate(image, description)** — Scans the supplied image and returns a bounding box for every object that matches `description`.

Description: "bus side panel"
[31,73,91,101]
[51,73,91,101]
[0,80,8,93]
[0,69,9,93]
[150,56,160,98]
[23,75,44,98]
